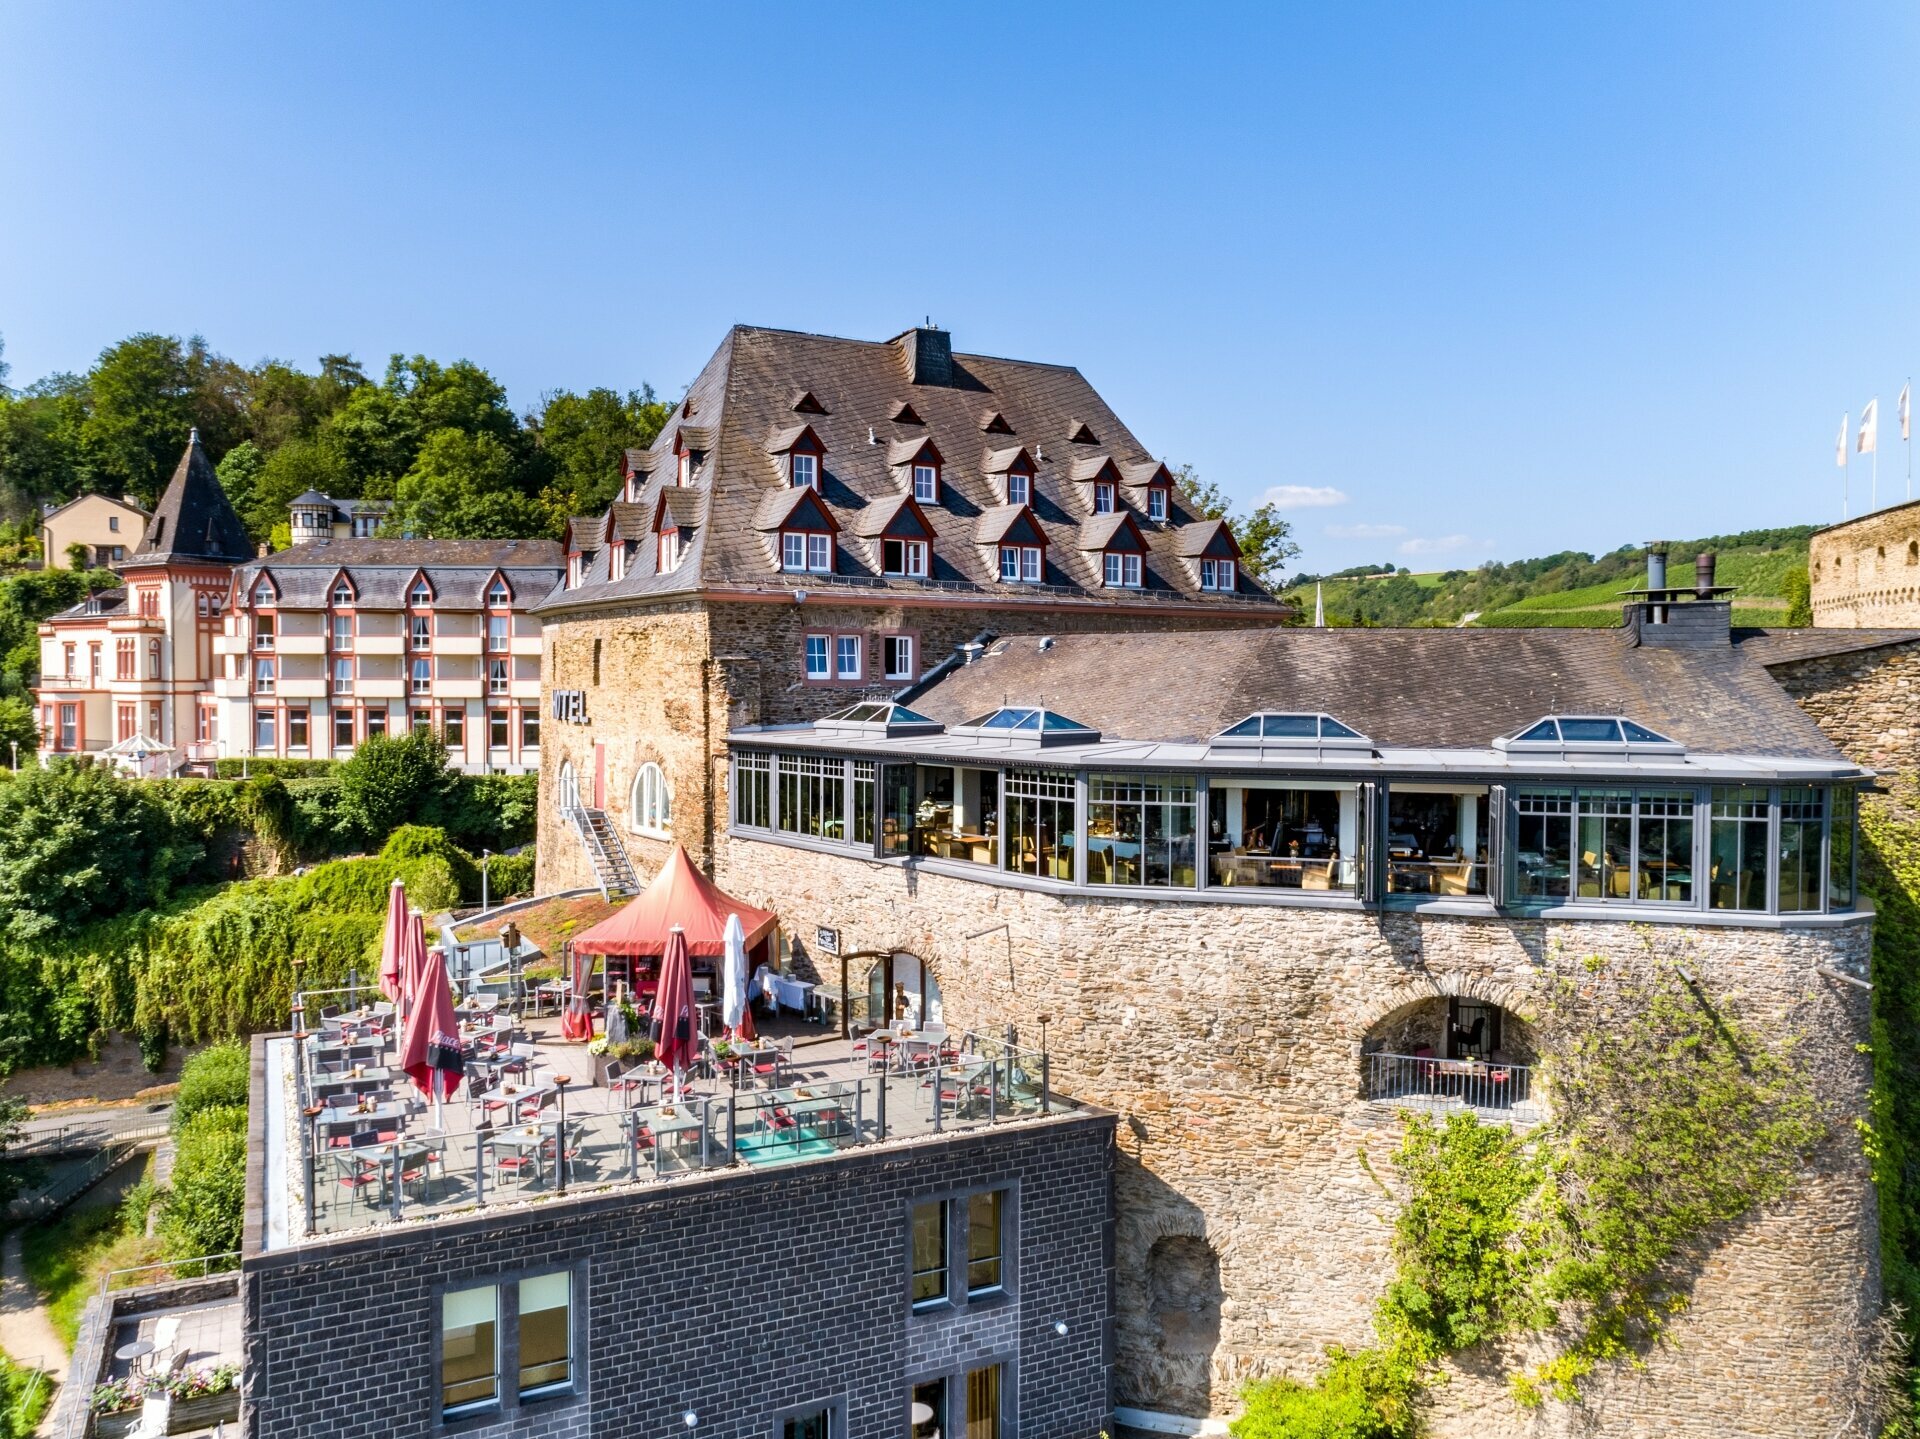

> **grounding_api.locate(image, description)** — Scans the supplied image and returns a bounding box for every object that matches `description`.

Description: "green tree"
[386,428,551,538]
[160,1105,247,1259]
[1173,464,1299,589]
[0,373,88,514]
[244,435,350,542]
[531,385,671,516]
[1784,564,1813,626]
[78,334,200,502]
[0,697,38,762]
[327,354,522,494]
[215,440,265,532]
[334,730,457,843]
[173,1040,250,1127]
[0,759,203,941]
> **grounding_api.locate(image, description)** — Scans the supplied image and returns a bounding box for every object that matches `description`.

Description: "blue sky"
[3,2,1917,576]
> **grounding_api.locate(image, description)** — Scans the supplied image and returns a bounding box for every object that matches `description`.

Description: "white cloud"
[1397,534,1481,556]
[1261,484,1349,510]
[1325,522,1407,540]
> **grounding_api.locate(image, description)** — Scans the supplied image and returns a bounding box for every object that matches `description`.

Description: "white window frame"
[410,582,432,605]
[1105,552,1142,588]
[253,657,275,695]
[1001,545,1043,583]
[629,762,674,838]
[791,452,818,490]
[487,582,511,606]
[332,614,353,651]
[487,614,509,652]
[1006,472,1030,506]
[913,464,939,502]
[782,532,807,572]
[332,583,353,605]
[1146,487,1168,522]
[659,529,682,573]
[1200,558,1236,591]
[412,615,432,651]
[1093,483,1115,514]
[332,658,354,696]
[806,533,832,573]
[882,538,929,577]
[804,634,831,681]
[836,635,863,681]
[489,658,510,695]
[412,658,433,695]
[883,635,916,681]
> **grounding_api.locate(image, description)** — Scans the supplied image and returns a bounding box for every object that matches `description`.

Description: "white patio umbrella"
[721,913,749,1038]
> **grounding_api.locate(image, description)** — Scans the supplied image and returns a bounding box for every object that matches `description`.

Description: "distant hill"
[1281,526,1816,629]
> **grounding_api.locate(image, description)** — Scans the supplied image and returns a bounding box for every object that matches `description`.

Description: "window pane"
[518,1273,570,1394]
[1513,790,1572,899]
[1384,789,1489,896]
[785,1407,832,1439]
[1829,786,1856,909]
[966,1364,1001,1439]
[1635,791,1695,903]
[967,1190,1004,1293]
[911,1201,947,1305]
[1709,787,1770,911]
[1003,769,1078,880]
[1559,718,1622,742]
[911,1379,947,1439]
[1575,789,1633,901]
[1778,788,1824,913]
[1208,783,1359,891]
[1089,775,1197,888]
[442,1285,497,1413]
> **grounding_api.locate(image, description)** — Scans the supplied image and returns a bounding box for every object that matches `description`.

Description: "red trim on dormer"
[405,568,436,606]
[248,571,279,607]
[879,495,939,541]
[1099,513,1150,555]
[781,488,840,534]
[326,568,358,606]
[483,569,514,606]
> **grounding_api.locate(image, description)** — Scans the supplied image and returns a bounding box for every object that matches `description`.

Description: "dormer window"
[1007,472,1030,505]
[659,528,684,574]
[882,539,929,578]
[1103,552,1142,588]
[624,475,643,502]
[1200,558,1236,591]
[677,453,692,486]
[1093,483,1115,514]
[487,580,510,606]
[791,453,818,490]
[913,464,939,502]
[252,581,274,606]
[410,580,433,606]
[1146,488,1168,522]
[782,531,833,574]
[331,582,353,605]
[1000,545,1042,583]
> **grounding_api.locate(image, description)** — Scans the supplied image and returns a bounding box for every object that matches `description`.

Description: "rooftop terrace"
[261,992,1068,1249]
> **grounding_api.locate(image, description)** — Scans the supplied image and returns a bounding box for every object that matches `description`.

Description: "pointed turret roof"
[129,430,252,566]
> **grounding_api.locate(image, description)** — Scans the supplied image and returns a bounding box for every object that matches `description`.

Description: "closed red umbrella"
[652,925,697,1085]
[378,880,407,1002]
[398,907,428,1021]
[401,944,465,1123]
[560,946,594,1042]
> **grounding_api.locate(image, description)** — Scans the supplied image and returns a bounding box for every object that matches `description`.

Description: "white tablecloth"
[770,976,816,1014]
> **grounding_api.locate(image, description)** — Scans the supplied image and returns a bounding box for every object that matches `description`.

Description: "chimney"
[1694,551,1717,598]
[1645,542,1668,592]
[894,324,952,387]
[257,543,269,558]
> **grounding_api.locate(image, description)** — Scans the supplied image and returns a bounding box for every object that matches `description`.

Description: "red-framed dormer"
[1121,460,1176,524]
[983,445,1038,508]
[406,568,436,608]
[767,423,829,491]
[865,494,939,579]
[888,437,946,505]
[621,449,658,503]
[978,504,1048,585]
[1177,518,1243,593]
[758,486,840,575]
[1083,512,1150,589]
[651,489,702,577]
[1069,455,1126,516]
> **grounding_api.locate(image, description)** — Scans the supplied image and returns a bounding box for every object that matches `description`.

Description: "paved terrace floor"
[267,1006,1058,1246]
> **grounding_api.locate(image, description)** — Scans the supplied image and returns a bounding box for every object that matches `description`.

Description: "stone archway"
[1114,1193,1225,1419]
[1349,972,1538,1044]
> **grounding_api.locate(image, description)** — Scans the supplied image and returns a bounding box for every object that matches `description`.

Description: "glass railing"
[294,1039,1065,1237]
[1209,852,1358,891]
[1384,857,1488,897]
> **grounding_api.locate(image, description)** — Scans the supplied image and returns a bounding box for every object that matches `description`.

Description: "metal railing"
[98,1252,241,1300]
[294,1028,1060,1237]
[1367,1051,1540,1120]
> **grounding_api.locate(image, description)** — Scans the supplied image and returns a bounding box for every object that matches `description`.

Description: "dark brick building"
[240,1051,1116,1439]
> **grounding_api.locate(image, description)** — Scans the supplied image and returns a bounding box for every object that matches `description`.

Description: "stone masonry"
[241,1106,1116,1439]
[712,834,1880,1438]
[1767,638,1920,814]
[1810,500,1920,627]
[535,597,1278,895]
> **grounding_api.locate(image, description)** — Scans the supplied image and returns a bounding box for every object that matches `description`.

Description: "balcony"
[507,677,542,700]
[212,677,251,699]
[277,677,329,699]
[277,634,328,656]
[510,634,544,657]
[356,677,406,699]
[356,634,405,656]
[106,614,165,633]
[1365,1051,1542,1125]
[435,635,484,656]
[213,633,248,656]
[437,677,484,699]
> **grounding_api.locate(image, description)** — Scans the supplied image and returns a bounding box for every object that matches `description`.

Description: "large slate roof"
[903,627,1850,760]
[1733,626,1920,665]
[533,325,1286,615]
[129,431,252,566]
[234,538,563,609]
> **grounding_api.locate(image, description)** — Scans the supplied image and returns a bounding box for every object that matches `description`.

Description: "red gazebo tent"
[562,846,778,1038]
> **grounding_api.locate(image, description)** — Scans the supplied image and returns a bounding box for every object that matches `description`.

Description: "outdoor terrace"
[261,991,1068,1248]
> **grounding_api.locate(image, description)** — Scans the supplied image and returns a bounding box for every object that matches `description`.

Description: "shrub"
[335,732,455,843]
[160,1104,247,1260]
[212,758,337,779]
[174,1040,250,1128]
[429,772,538,851]
[482,850,535,902]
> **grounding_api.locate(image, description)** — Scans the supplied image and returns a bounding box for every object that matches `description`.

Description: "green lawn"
[18,1175,166,1351]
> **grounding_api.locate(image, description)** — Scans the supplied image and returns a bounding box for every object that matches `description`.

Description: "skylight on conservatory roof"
[814,701,944,738]
[1210,712,1371,750]
[1493,715,1683,755]
[951,706,1100,747]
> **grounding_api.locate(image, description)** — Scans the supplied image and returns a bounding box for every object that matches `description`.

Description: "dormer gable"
[767,423,828,489]
[889,400,924,426]
[1175,517,1242,561]
[1120,459,1176,521]
[248,571,279,607]
[483,570,514,607]
[1068,455,1125,514]
[981,410,1015,436]
[622,449,659,501]
[326,569,358,606]
[983,445,1038,506]
[975,504,1048,549]
[405,568,436,606]
[753,485,840,535]
[791,389,828,415]
[1078,512,1149,555]
[857,493,939,542]
[1067,419,1099,445]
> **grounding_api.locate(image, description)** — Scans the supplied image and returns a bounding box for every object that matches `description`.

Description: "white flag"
[1859,398,1879,455]
[1901,381,1911,441]
[1837,413,1849,467]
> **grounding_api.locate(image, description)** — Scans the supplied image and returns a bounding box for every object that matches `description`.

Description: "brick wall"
[1809,502,1920,627]
[535,596,1280,894]
[712,835,1881,1437]
[241,1113,1116,1439]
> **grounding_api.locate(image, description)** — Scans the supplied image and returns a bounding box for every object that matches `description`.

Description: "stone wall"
[713,835,1881,1438]
[1766,640,1920,808]
[535,596,1280,893]
[1810,501,1920,627]
[241,1112,1115,1439]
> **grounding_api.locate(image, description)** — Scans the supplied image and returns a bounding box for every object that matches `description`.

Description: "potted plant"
[168,1363,241,1430]
[89,1378,140,1438]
